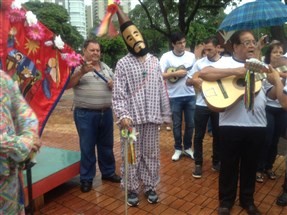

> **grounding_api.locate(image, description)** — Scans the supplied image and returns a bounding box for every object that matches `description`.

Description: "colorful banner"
[1,1,81,135]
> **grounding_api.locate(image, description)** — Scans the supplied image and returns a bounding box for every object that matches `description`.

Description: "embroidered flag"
[1,1,81,135]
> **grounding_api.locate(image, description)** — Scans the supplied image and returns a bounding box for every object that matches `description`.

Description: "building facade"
[26,0,133,39]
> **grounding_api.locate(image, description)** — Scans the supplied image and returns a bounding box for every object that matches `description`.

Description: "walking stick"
[121,128,137,215]
[124,133,128,215]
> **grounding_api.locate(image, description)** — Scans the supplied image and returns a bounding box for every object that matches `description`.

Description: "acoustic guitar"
[201,58,268,112]
[166,65,192,83]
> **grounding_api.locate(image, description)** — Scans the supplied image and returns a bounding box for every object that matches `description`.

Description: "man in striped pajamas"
[112,6,171,207]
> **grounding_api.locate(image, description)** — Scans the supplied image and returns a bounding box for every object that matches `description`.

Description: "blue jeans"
[74,107,115,183]
[170,96,196,150]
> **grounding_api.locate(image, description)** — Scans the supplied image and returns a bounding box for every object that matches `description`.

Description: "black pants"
[219,126,266,209]
[193,105,220,165]
[257,106,287,172]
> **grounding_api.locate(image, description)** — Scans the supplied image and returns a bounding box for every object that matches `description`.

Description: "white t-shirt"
[188,56,226,106]
[160,50,196,98]
[266,80,283,108]
[210,57,270,127]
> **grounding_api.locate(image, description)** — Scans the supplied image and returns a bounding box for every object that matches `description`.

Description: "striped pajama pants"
[120,123,160,194]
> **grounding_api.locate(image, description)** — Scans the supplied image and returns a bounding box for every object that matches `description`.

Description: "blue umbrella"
[218,0,287,31]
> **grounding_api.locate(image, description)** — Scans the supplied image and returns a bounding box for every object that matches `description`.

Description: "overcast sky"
[18,0,255,11]
[18,0,284,14]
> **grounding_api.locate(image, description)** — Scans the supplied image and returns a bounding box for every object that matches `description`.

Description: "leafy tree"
[24,2,84,51]
[129,0,228,52]
[94,36,127,69]
[131,0,287,53]
[133,0,234,38]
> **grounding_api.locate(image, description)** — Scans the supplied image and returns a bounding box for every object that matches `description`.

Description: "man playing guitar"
[186,36,224,179]
[199,30,282,215]
[159,31,196,161]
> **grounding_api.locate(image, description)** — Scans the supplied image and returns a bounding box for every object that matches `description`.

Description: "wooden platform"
[23,147,80,208]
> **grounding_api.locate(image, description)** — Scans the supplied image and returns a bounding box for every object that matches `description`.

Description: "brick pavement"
[37,90,287,215]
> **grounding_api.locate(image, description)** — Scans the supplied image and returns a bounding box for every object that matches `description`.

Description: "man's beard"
[126,42,149,57]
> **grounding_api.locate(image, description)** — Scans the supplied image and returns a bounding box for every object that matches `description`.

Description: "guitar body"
[166,67,180,83]
[202,75,263,112]
[166,65,189,83]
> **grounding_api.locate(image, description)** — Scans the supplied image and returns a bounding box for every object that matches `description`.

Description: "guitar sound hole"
[236,78,245,87]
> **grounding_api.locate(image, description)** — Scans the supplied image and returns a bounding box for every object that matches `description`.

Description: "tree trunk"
[270,26,287,52]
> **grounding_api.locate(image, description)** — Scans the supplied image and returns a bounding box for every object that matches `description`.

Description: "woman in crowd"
[256,41,287,183]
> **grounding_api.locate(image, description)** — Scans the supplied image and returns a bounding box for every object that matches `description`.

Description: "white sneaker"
[166,126,171,131]
[184,148,194,159]
[172,150,182,161]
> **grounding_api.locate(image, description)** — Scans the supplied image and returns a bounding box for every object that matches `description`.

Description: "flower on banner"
[26,23,44,40]
[2,0,80,135]
[11,0,22,9]
[54,35,65,50]
[25,11,38,26]
[63,52,82,67]
[9,8,26,23]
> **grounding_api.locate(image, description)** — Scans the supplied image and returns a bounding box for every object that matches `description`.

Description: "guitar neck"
[276,65,287,73]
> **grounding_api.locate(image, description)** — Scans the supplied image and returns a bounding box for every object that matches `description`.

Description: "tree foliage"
[94,36,127,69]
[24,2,84,51]
[129,0,228,52]
[133,0,233,38]
[130,0,287,53]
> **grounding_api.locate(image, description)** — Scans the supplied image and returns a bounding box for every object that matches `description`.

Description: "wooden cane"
[124,134,128,215]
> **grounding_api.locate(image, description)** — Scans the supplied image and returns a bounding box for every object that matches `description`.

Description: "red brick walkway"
[38,90,287,215]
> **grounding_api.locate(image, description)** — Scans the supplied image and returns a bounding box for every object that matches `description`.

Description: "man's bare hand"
[176,69,187,78]
[120,118,132,129]
[267,65,281,86]
[192,78,203,91]
[107,80,113,90]
[31,135,41,153]
[81,62,95,74]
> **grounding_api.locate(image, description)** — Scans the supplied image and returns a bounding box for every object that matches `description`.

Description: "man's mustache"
[133,41,144,49]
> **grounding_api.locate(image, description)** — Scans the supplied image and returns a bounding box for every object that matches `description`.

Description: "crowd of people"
[2,4,287,215]
[65,29,287,215]
[199,30,286,215]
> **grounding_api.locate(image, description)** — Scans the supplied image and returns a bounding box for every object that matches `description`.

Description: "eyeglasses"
[240,40,257,47]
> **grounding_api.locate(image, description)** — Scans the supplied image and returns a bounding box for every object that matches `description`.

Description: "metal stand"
[25,161,36,215]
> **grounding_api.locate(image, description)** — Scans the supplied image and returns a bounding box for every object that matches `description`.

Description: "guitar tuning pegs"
[245,58,268,73]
